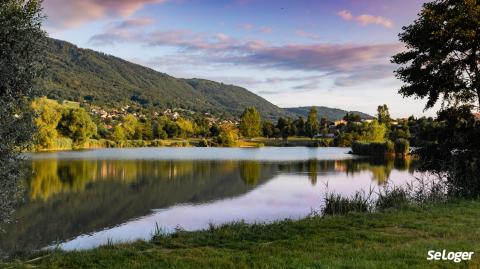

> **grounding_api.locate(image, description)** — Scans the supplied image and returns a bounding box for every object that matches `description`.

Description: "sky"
[43,0,433,118]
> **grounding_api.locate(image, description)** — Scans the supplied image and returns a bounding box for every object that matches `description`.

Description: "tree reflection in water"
[0,156,416,254]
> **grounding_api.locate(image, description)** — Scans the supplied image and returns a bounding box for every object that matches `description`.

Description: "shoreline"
[4,200,480,268]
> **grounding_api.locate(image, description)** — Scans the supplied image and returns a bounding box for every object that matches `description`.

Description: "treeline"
[32,97,438,151]
[32,98,242,149]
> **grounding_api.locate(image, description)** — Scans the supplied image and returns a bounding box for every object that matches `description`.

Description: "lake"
[0,147,420,253]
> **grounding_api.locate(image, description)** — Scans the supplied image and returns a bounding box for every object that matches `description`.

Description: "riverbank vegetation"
[31,97,437,152]
[4,199,480,268]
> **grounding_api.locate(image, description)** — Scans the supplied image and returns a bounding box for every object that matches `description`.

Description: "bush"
[322,191,371,216]
[51,137,73,150]
[375,186,410,210]
[394,138,410,155]
[351,141,392,156]
[198,139,209,147]
[310,139,333,147]
[150,140,165,147]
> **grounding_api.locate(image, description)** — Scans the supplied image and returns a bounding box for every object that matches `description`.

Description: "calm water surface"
[1,147,420,253]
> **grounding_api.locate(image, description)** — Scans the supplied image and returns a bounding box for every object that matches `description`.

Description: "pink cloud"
[337,10,394,28]
[337,10,353,21]
[44,0,167,28]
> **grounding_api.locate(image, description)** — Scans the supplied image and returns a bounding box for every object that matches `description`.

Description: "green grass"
[4,200,480,268]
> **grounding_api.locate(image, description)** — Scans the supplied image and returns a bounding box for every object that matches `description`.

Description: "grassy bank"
[4,200,480,268]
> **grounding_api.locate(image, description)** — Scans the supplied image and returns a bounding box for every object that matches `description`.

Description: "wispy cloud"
[337,10,394,28]
[44,0,166,28]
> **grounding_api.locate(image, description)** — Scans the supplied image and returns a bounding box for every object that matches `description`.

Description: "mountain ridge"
[40,38,373,121]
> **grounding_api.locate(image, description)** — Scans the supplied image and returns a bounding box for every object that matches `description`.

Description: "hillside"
[40,38,292,119]
[285,106,373,121]
[40,38,372,121]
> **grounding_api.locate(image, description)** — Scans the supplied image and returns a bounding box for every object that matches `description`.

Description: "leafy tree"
[305,107,320,138]
[377,104,391,125]
[361,120,388,142]
[177,118,196,138]
[164,121,180,138]
[293,117,305,136]
[343,113,361,123]
[262,121,275,138]
[216,122,239,147]
[0,0,45,228]
[392,0,480,110]
[112,125,126,141]
[239,107,261,138]
[121,115,139,140]
[31,98,61,149]
[59,108,97,145]
[209,124,221,137]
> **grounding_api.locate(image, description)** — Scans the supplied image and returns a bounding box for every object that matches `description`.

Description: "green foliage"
[31,98,62,149]
[394,138,410,155]
[176,118,196,138]
[261,121,275,138]
[239,107,261,138]
[351,141,393,156]
[305,107,319,138]
[376,104,391,125]
[59,108,97,146]
[7,201,480,268]
[392,0,480,109]
[121,115,138,140]
[322,192,371,216]
[343,112,361,123]
[214,123,239,147]
[361,120,387,142]
[111,125,126,142]
[0,0,45,230]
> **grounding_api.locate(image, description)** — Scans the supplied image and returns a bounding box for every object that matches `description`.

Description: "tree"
[377,104,391,125]
[392,0,480,110]
[293,117,305,136]
[121,115,139,140]
[216,122,239,147]
[59,108,97,145]
[31,98,61,149]
[112,125,126,142]
[343,112,361,123]
[239,107,261,138]
[0,0,45,228]
[262,121,275,138]
[305,107,320,138]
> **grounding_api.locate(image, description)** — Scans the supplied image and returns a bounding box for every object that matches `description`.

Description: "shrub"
[150,140,165,147]
[51,137,73,150]
[322,191,371,216]
[198,139,209,147]
[394,138,410,155]
[351,141,390,156]
[375,186,410,210]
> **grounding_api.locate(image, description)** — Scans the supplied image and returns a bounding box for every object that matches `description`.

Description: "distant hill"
[40,38,291,119]
[40,38,372,121]
[285,106,374,121]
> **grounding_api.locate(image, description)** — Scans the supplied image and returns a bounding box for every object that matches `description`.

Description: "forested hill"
[40,38,292,119]
[40,38,372,120]
[285,106,374,121]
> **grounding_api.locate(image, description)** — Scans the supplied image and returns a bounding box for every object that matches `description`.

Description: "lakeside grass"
[4,200,480,269]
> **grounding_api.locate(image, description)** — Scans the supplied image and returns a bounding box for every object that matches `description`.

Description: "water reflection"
[0,150,417,254]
